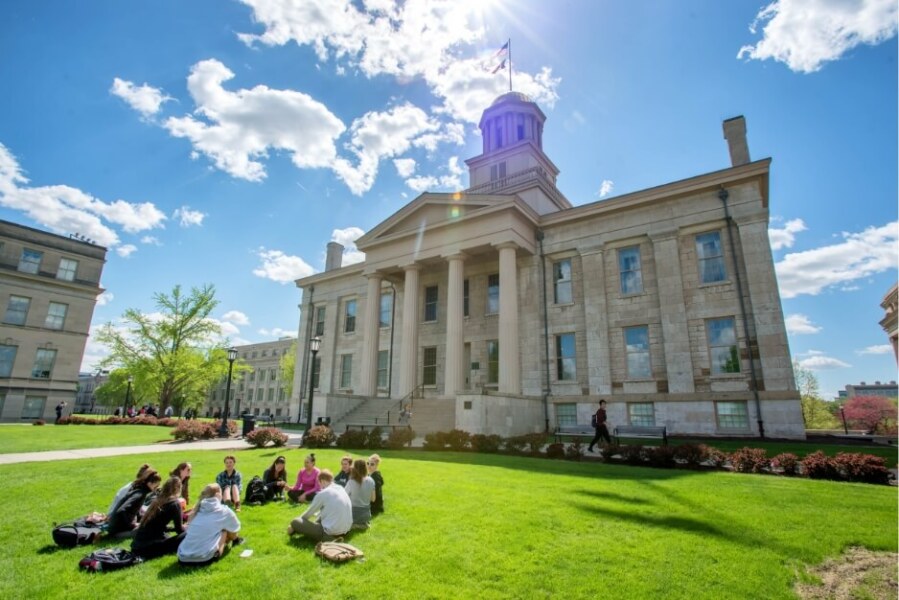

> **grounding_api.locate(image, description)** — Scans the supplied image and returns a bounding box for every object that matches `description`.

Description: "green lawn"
[0,424,171,454]
[0,448,894,599]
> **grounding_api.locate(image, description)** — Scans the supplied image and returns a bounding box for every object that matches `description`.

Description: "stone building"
[292,93,804,439]
[204,338,296,420]
[0,220,107,421]
[879,283,897,362]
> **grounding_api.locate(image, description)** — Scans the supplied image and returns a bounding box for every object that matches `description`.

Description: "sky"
[0,0,896,401]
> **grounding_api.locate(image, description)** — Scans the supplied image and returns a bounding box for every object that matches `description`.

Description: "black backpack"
[245,476,266,505]
[52,519,103,548]
[79,547,142,572]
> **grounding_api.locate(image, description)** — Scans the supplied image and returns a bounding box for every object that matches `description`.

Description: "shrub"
[106,416,126,425]
[545,442,566,460]
[304,425,336,448]
[471,434,503,453]
[502,435,528,454]
[33,419,45,426]
[245,427,288,448]
[337,429,369,449]
[622,444,646,465]
[366,427,385,450]
[156,417,179,428]
[445,429,471,451]
[702,445,728,468]
[832,452,890,485]
[129,415,159,426]
[171,420,216,441]
[385,428,415,449]
[57,416,71,425]
[646,445,677,468]
[674,443,707,468]
[565,440,585,461]
[801,451,840,480]
[729,447,769,473]
[770,453,800,476]
[518,433,547,455]
[599,443,622,462]
[423,431,449,451]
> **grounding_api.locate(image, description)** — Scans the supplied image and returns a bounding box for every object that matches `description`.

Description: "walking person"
[588,400,612,452]
[55,401,66,423]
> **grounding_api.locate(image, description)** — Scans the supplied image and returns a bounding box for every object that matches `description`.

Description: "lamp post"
[124,374,133,417]
[839,407,849,434]
[218,347,238,438]
[304,336,322,439]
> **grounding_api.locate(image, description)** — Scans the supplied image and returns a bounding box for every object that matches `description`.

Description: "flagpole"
[507,38,512,92]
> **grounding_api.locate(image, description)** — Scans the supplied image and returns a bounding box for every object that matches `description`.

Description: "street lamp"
[219,347,238,438]
[839,407,849,434]
[124,375,134,417]
[304,336,322,439]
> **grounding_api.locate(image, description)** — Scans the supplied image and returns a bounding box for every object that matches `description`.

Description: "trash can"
[315,416,331,427]
[241,413,256,437]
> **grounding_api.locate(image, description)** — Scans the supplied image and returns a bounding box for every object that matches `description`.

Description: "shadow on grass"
[575,489,655,505]
[37,544,68,555]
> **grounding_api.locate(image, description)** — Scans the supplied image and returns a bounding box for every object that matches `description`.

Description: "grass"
[0,424,171,454]
[0,447,895,599]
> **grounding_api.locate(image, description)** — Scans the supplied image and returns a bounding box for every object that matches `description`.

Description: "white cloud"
[110,77,172,118]
[769,218,806,250]
[798,354,851,370]
[141,236,161,245]
[738,0,898,73]
[217,321,241,336]
[253,247,315,283]
[116,244,137,258]
[222,310,250,326]
[81,325,112,372]
[96,291,115,306]
[258,327,297,338]
[598,179,614,198]
[775,221,898,298]
[172,205,206,227]
[857,344,894,355]
[406,175,438,192]
[404,156,463,192]
[394,158,417,178]
[784,313,822,335]
[332,227,366,265]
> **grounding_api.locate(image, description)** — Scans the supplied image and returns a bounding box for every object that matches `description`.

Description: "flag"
[485,41,509,73]
[491,59,506,74]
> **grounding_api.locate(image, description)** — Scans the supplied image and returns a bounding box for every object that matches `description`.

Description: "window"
[45,302,68,330]
[618,246,643,294]
[32,349,57,379]
[249,370,255,382]
[517,114,525,140]
[555,333,576,381]
[268,388,275,402]
[57,258,78,281]
[489,162,507,181]
[555,403,577,427]
[4,296,30,325]
[625,326,651,378]
[339,354,353,389]
[422,347,437,386]
[716,401,749,430]
[707,317,740,374]
[0,345,16,377]
[486,274,499,314]
[314,307,326,336]
[0,392,5,417]
[18,249,42,274]
[253,408,260,416]
[463,279,469,317]
[495,126,503,149]
[377,350,389,389]
[553,259,572,304]
[246,389,253,402]
[279,388,285,401]
[487,340,499,384]
[271,369,277,381]
[344,299,356,333]
[251,351,257,358]
[22,396,45,419]
[311,356,321,389]
[696,232,727,284]
[424,286,438,322]
[258,369,266,381]
[379,293,392,327]
[628,402,655,426]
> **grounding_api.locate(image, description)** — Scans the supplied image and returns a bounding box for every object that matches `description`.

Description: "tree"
[94,369,150,410]
[279,342,297,399]
[96,284,234,412]
[842,396,899,434]
[793,361,839,429]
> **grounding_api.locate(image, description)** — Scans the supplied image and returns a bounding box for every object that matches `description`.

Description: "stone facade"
[880,284,898,362]
[292,94,804,439]
[0,220,107,422]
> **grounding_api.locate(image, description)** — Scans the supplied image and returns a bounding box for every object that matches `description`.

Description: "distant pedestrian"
[55,401,66,424]
[164,405,174,418]
[588,400,612,452]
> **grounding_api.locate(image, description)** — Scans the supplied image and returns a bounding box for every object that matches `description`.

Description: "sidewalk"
[0,431,305,465]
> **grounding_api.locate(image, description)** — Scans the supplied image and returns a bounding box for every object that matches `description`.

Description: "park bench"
[613,425,668,446]
[553,425,595,443]
[344,423,412,433]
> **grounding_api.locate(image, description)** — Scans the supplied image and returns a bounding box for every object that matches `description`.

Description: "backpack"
[52,519,103,548]
[78,547,143,572]
[245,476,266,505]
[315,540,364,563]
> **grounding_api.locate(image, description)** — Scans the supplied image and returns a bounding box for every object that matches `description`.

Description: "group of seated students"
[103,452,384,565]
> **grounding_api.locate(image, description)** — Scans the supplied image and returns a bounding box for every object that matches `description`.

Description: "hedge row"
[303,425,415,450]
[169,419,238,441]
[58,415,181,427]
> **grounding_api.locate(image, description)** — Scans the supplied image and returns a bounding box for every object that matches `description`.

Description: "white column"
[651,231,695,393]
[359,273,382,397]
[398,265,420,398]
[497,243,520,394]
[444,253,466,397]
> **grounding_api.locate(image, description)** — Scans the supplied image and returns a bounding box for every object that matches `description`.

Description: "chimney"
[723,116,750,167]
[325,242,344,271]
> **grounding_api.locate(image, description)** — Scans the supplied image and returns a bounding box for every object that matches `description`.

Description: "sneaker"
[232,536,246,546]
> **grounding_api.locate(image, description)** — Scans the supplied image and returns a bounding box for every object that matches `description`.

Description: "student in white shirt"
[344,459,376,529]
[287,469,352,542]
[177,484,242,565]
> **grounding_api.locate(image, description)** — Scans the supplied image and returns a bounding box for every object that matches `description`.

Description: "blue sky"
[0,0,896,400]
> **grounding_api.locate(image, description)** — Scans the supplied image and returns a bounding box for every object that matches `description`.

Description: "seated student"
[177,484,242,566]
[131,476,186,559]
[108,469,162,538]
[287,469,352,542]
[109,463,152,515]
[170,462,192,508]
[287,453,320,503]
[262,456,288,501]
[215,455,242,512]
[344,459,376,529]
[368,454,385,515]
[333,455,353,487]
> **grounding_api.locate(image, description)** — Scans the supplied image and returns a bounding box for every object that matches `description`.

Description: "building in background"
[879,283,897,362]
[838,381,898,401]
[74,370,109,414]
[293,93,803,438]
[204,338,296,420]
[0,220,107,422]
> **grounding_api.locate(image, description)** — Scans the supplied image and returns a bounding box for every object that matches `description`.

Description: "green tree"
[96,284,234,412]
[279,342,297,399]
[94,369,151,410]
[793,361,839,429]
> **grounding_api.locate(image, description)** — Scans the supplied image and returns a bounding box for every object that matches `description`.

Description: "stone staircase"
[329,396,457,435]
[331,397,403,432]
